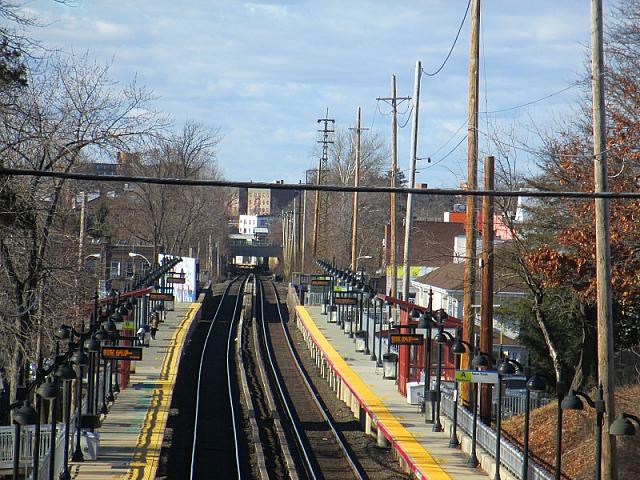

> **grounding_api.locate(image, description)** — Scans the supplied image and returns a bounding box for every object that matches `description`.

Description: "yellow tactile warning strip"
[296,306,452,480]
[126,304,200,480]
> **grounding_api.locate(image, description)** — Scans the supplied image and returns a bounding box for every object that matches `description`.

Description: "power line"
[3,167,640,200]
[422,0,471,77]
[481,83,579,115]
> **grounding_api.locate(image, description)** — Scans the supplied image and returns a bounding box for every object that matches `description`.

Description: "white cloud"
[21,0,594,185]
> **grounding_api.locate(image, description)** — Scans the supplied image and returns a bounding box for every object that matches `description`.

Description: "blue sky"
[24,0,598,187]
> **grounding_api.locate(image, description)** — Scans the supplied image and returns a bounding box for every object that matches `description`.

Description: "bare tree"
[117,121,229,261]
[0,52,164,401]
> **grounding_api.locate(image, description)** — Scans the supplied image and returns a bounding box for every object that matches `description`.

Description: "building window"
[126,261,134,277]
[109,261,120,278]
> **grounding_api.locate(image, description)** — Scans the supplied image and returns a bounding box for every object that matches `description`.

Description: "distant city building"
[246,182,297,216]
[238,215,273,235]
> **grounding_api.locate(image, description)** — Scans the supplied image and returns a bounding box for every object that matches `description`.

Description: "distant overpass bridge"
[228,239,282,259]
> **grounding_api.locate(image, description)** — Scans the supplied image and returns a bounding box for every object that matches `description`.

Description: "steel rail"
[260,278,366,480]
[268,279,367,480]
[256,278,318,480]
[189,277,244,480]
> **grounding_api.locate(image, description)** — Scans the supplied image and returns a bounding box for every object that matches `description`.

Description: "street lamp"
[555,375,566,480]
[12,401,38,480]
[431,308,449,432]
[449,327,469,447]
[71,346,89,462]
[468,339,493,468]
[128,252,152,266]
[355,255,372,276]
[38,377,60,480]
[610,410,640,436]
[561,385,605,480]
[55,361,76,480]
[376,297,384,367]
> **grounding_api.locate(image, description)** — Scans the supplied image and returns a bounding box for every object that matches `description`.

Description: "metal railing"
[441,392,554,480]
[494,391,550,419]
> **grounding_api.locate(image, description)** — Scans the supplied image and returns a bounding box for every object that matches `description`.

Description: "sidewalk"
[69,302,201,480]
[299,305,488,480]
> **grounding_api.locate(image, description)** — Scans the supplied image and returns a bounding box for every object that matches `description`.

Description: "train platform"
[68,301,202,480]
[294,304,488,480]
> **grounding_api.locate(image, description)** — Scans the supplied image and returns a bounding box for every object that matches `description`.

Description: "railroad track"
[244,276,365,480]
[190,276,251,479]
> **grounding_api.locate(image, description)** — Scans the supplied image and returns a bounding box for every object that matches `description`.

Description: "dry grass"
[502,384,640,479]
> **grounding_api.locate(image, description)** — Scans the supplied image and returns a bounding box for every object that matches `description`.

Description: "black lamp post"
[431,308,449,432]
[468,339,491,468]
[417,310,433,421]
[376,298,384,367]
[55,362,76,480]
[370,291,378,361]
[38,377,60,480]
[364,287,374,355]
[448,327,469,447]
[521,366,546,480]
[12,401,38,480]
[561,385,605,480]
[385,299,393,355]
[71,346,89,462]
[494,348,517,480]
[555,376,566,480]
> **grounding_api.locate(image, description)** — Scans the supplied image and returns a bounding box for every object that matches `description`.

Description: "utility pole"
[591,1,616,478]
[480,155,494,423]
[401,61,422,301]
[312,111,335,260]
[75,191,87,325]
[301,185,307,273]
[378,76,411,299]
[350,107,368,270]
[462,0,480,405]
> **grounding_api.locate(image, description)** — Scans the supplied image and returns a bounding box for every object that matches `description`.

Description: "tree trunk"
[570,302,597,391]
[532,292,562,382]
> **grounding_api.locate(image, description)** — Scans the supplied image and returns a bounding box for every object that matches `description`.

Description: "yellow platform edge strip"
[126,303,201,480]
[296,305,452,480]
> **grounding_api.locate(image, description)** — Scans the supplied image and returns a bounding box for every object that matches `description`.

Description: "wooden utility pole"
[462,0,480,405]
[312,112,335,259]
[591,1,616,478]
[480,155,494,423]
[378,76,411,299]
[401,61,422,301]
[350,107,367,270]
[301,187,307,272]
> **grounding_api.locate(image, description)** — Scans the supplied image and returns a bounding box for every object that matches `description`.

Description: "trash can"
[343,316,353,335]
[382,353,398,379]
[329,305,338,323]
[321,298,329,315]
[355,331,366,352]
[81,431,100,460]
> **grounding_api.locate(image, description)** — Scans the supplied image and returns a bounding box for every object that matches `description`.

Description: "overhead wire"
[421,0,472,77]
[3,166,639,200]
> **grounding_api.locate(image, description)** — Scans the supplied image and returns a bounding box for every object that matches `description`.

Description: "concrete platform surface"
[69,302,201,480]
[299,305,488,480]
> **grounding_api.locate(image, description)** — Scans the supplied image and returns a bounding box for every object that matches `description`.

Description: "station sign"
[149,292,174,301]
[454,369,499,384]
[310,279,330,287]
[101,346,143,361]
[166,277,185,284]
[390,333,424,346]
[334,296,358,306]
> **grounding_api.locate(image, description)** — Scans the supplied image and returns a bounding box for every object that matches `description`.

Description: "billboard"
[159,254,197,302]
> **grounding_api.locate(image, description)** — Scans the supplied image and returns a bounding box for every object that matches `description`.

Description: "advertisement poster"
[159,254,197,302]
